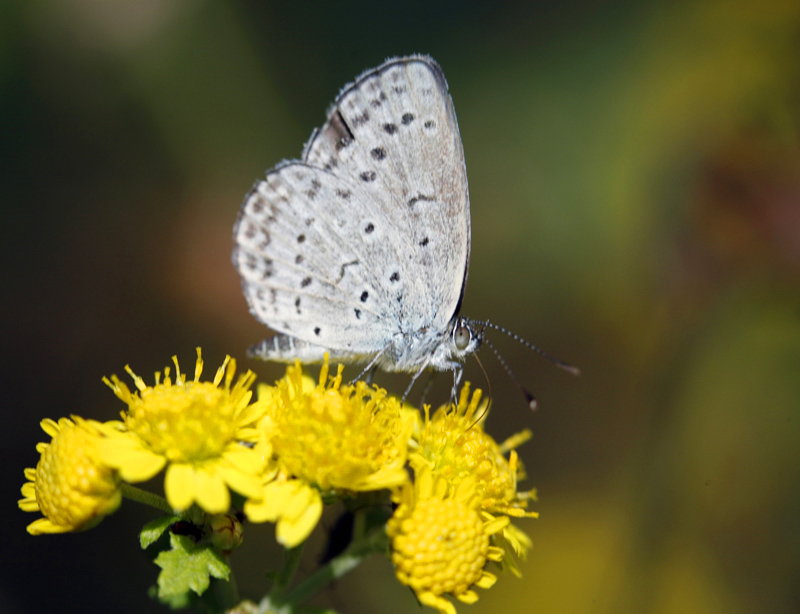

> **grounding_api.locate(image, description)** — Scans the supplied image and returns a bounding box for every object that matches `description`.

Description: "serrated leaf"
[153,533,230,603]
[140,515,181,549]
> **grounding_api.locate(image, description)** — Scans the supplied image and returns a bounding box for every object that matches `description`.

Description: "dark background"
[4,1,800,612]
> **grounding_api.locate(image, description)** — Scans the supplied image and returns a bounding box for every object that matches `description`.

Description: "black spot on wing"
[408,194,434,207]
[305,180,321,200]
[352,110,370,127]
[337,260,359,283]
[261,260,273,279]
[370,92,387,108]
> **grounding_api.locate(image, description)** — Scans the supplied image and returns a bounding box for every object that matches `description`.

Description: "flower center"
[392,498,488,596]
[127,382,238,462]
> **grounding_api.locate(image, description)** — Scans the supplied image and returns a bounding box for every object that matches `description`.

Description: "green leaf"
[140,514,180,549]
[153,533,231,605]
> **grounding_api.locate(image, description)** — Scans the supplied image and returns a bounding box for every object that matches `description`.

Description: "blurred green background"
[4,1,800,612]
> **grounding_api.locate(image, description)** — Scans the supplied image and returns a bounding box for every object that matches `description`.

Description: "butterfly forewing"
[304,56,471,333]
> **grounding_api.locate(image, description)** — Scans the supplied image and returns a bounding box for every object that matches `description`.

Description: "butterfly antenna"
[480,321,580,376]
[481,336,538,411]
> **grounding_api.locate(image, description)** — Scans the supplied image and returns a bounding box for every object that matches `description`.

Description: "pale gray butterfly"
[233,55,484,395]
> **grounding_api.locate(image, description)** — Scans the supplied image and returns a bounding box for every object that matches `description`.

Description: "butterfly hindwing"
[234,165,398,356]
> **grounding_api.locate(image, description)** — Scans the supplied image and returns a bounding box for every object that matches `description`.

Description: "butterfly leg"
[449,364,464,404]
[402,355,433,403]
[418,371,437,408]
[349,342,391,385]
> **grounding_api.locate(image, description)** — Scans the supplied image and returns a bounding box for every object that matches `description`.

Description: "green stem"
[282,525,388,608]
[273,543,305,597]
[121,483,173,514]
[213,566,240,612]
[351,504,367,540]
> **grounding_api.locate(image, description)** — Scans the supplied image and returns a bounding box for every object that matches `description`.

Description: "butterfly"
[233,55,481,394]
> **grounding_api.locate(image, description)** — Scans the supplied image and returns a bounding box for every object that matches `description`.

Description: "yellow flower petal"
[194,467,230,514]
[18,498,40,512]
[245,479,323,547]
[99,437,166,482]
[27,517,73,535]
[164,463,195,511]
[40,418,60,438]
[473,571,497,589]
[215,462,263,500]
[455,589,479,604]
[417,591,456,614]
[20,482,36,500]
[275,489,322,548]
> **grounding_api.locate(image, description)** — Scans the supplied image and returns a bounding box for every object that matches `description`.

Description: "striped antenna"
[473,319,579,410]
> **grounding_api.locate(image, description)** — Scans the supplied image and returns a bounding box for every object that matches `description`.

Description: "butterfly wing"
[304,56,471,333]
[233,55,471,366]
[234,164,401,360]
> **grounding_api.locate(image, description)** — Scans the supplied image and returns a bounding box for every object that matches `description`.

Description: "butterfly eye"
[453,324,471,350]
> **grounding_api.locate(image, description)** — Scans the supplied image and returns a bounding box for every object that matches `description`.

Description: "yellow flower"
[387,466,506,614]
[257,358,413,493]
[99,349,270,513]
[244,357,414,546]
[411,383,538,519]
[410,384,537,577]
[19,417,121,534]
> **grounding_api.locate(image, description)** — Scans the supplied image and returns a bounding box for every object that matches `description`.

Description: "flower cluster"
[19,349,536,613]
[388,384,537,613]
